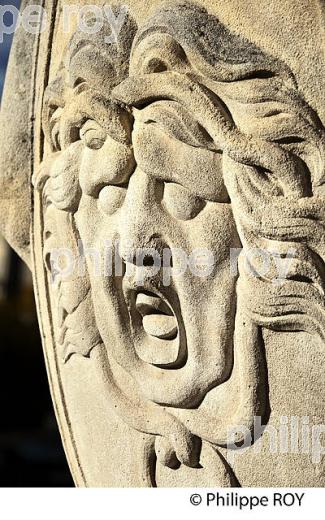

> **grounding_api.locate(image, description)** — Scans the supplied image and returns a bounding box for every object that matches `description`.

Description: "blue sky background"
[0,0,21,99]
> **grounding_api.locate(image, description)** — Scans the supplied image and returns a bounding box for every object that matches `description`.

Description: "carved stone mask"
[1,0,325,487]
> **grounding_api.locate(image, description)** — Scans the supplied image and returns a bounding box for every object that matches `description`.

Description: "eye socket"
[98,185,127,215]
[162,182,206,221]
[80,120,107,150]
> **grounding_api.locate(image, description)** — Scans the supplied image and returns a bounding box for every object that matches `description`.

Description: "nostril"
[122,252,158,267]
[129,249,174,268]
[119,234,170,268]
[137,253,157,267]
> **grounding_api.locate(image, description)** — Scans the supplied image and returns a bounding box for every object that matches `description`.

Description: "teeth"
[142,314,178,340]
[135,292,172,317]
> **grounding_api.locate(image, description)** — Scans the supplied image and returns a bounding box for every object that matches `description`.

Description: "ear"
[0,1,37,269]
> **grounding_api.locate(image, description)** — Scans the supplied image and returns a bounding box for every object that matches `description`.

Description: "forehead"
[48,0,324,124]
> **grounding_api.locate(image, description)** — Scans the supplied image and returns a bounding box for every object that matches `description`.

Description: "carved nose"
[118,168,163,260]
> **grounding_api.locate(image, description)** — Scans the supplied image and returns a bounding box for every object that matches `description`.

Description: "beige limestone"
[0,236,10,299]
[0,0,325,486]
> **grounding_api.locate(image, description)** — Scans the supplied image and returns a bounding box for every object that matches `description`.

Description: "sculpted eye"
[98,185,127,215]
[80,120,107,150]
[163,182,206,221]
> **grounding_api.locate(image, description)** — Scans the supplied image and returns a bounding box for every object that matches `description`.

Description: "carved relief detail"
[32,2,325,485]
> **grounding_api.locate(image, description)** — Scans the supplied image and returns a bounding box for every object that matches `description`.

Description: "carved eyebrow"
[43,83,133,151]
[63,93,131,144]
[132,101,218,151]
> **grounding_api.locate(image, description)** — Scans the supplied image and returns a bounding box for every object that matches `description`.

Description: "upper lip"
[122,276,178,330]
[135,291,173,318]
[122,273,170,310]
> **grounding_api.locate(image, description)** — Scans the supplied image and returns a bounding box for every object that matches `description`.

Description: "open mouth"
[122,280,183,367]
[135,291,178,340]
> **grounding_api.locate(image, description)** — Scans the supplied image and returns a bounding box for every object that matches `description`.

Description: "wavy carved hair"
[115,0,325,342]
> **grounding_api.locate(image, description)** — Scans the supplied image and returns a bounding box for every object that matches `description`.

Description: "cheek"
[75,196,102,247]
[182,203,240,267]
[75,194,123,255]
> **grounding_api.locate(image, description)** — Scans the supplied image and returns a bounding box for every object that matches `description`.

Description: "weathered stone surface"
[0,0,324,486]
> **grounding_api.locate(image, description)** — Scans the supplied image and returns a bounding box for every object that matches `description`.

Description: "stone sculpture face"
[76,122,238,407]
[1,0,325,487]
[40,6,244,405]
